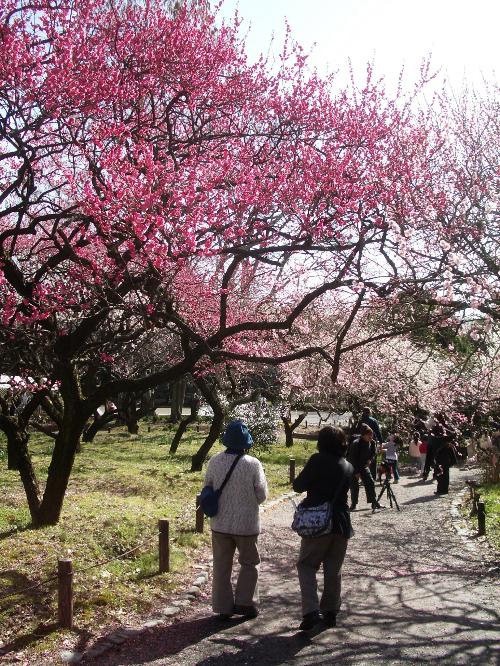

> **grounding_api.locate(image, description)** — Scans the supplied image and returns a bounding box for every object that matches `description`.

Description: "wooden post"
[477,501,486,536]
[195,494,204,533]
[470,491,479,517]
[159,519,170,573]
[305,420,308,429]
[196,423,200,432]
[289,458,296,485]
[58,559,73,629]
[148,425,151,433]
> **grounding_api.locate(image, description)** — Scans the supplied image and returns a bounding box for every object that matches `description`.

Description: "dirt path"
[90,467,500,666]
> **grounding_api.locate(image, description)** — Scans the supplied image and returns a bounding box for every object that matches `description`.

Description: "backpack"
[199,454,242,517]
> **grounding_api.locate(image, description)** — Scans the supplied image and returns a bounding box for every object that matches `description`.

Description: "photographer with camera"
[347,424,382,511]
[354,407,383,481]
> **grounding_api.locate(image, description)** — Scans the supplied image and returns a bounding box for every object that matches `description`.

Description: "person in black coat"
[354,407,383,481]
[423,413,456,485]
[434,435,458,495]
[347,424,382,511]
[293,427,353,630]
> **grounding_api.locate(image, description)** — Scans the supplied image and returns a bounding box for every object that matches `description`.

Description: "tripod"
[376,477,400,511]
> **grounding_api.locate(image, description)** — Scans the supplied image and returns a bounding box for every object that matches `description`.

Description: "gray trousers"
[211,531,260,614]
[297,533,348,615]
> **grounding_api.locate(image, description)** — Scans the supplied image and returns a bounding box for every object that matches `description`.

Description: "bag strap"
[217,453,243,496]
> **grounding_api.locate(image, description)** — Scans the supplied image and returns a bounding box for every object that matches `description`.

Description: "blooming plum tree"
[0,1,496,524]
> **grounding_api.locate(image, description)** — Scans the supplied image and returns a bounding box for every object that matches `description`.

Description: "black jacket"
[293,452,354,538]
[347,436,373,473]
[435,442,458,468]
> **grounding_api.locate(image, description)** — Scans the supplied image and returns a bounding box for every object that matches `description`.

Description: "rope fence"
[0,479,221,628]
[0,517,176,628]
[1,469,487,630]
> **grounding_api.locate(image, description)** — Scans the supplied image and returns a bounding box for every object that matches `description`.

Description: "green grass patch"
[0,424,309,656]
[478,482,500,551]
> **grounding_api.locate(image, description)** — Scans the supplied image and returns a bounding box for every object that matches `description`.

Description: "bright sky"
[219,0,499,90]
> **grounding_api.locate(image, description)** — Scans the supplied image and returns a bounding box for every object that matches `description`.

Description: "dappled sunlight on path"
[92,467,500,666]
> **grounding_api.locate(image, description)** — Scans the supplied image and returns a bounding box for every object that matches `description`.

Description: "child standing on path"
[383,434,401,482]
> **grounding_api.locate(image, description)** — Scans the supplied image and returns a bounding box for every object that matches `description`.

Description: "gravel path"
[90,466,500,666]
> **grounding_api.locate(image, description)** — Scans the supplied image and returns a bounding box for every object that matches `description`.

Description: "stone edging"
[61,491,297,664]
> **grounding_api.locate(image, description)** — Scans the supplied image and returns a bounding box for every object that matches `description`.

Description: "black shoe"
[371,501,383,510]
[434,490,448,495]
[299,610,322,630]
[322,611,337,627]
[349,504,357,511]
[216,613,232,621]
[233,604,259,618]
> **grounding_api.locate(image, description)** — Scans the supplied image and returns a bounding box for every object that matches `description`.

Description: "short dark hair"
[317,426,347,456]
[360,424,373,437]
[362,407,371,416]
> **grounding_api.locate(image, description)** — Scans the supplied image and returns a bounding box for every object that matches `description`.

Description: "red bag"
[419,441,428,454]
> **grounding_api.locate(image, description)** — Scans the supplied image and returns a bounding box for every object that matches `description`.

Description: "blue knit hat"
[222,419,253,450]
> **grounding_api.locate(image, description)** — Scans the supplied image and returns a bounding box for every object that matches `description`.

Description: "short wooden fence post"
[289,458,296,485]
[477,501,486,536]
[58,559,73,629]
[159,519,170,573]
[148,425,151,433]
[470,491,479,516]
[305,420,308,429]
[195,494,204,533]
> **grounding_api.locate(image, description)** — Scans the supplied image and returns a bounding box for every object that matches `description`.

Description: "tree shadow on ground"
[84,615,250,665]
[403,494,442,505]
[404,480,434,488]
[194,628,320,665]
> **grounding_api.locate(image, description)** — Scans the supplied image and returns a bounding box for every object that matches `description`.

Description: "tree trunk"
[170,400,199,454]
[35,413,84,526]
[0,415,42,523]
[169,377,186,423]
[282,418,294,448]
[125,395,139,434]
[7,436,19,470]
[16,431,42,522]
[140,389,155,414]
[117,392,139,434]
[170,414,195,454]
[281,412,307,448]
[82,410,115,442]
[191,409,224,472]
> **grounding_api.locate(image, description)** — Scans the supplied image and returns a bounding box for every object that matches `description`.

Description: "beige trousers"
[211,531,260,614]
[296,533,348,615]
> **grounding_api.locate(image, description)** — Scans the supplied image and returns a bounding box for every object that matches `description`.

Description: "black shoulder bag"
[199,454,243,517]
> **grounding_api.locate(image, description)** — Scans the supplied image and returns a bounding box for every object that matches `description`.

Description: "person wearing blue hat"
[204,419,268,620]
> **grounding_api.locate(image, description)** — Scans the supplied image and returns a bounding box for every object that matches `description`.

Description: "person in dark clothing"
[347,425,382,511]
[434,440,458,494]
[355,407,382,481]
[293,427,354,631]
[423,413,456,482]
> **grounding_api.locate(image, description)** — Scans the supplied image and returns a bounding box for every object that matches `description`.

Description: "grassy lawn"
[0,422,312,658]
[460,478,500,551]
[477,482,500,551]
